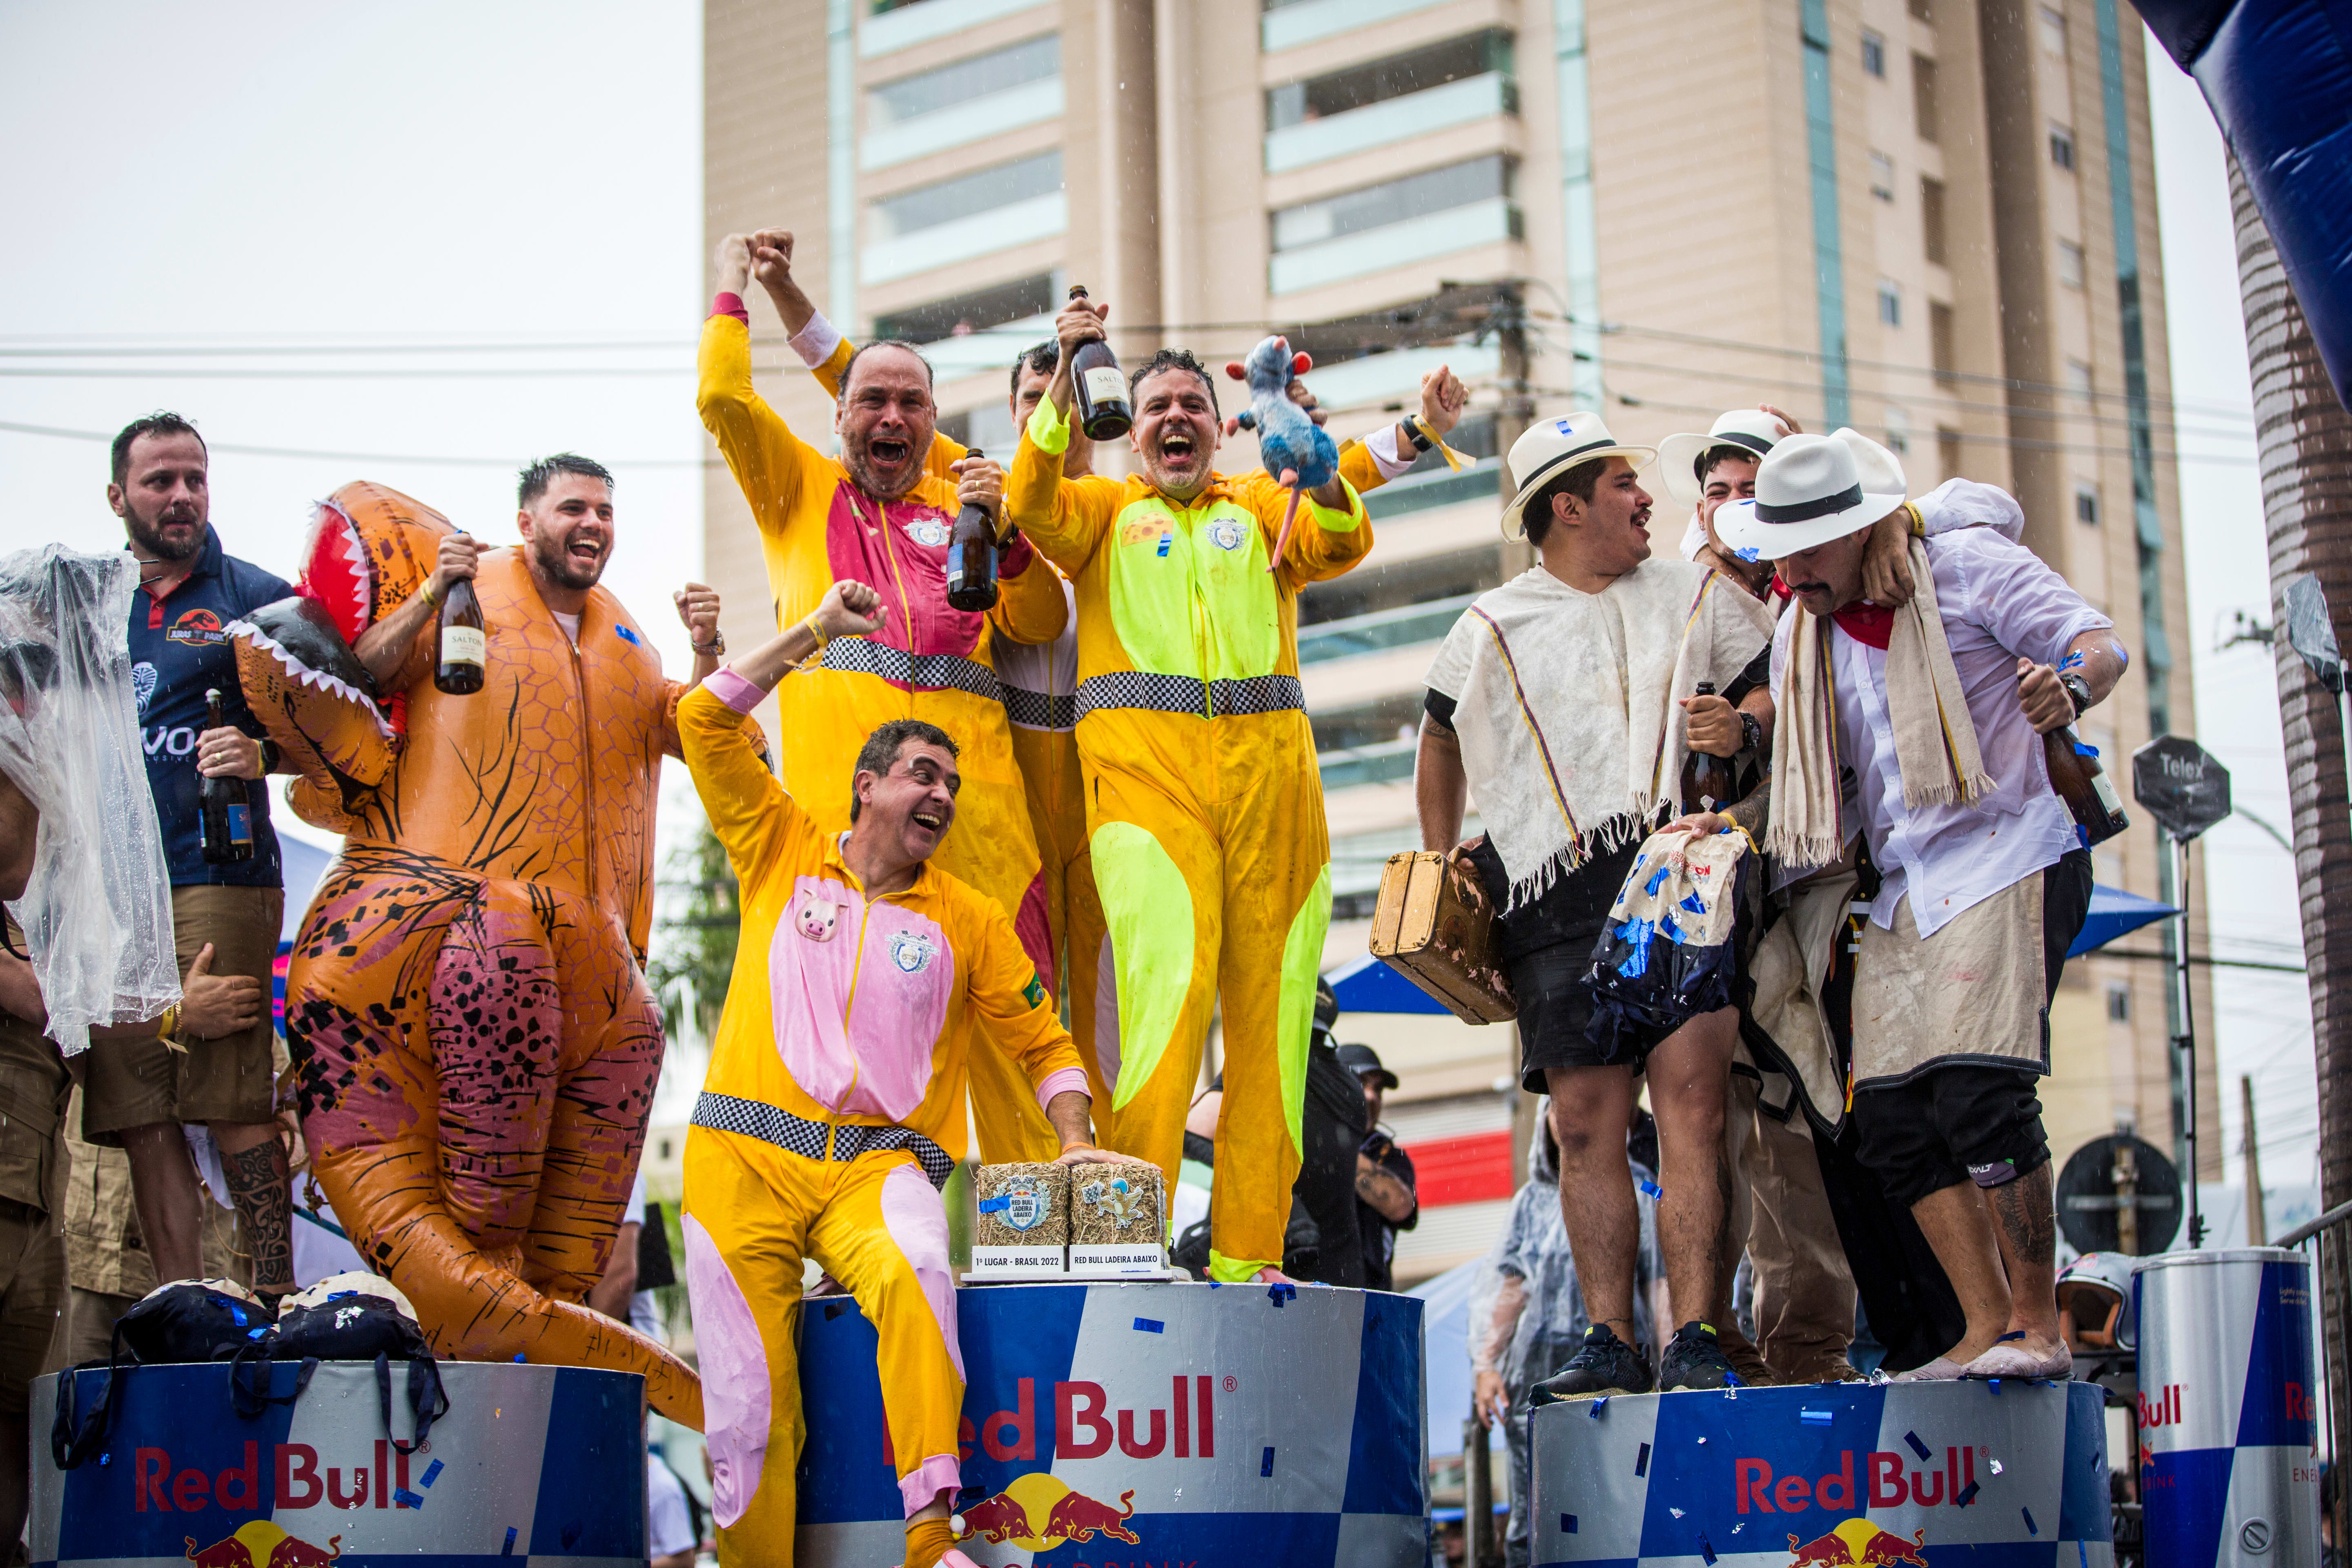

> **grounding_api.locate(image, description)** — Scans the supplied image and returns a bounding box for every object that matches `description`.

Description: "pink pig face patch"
[796,898,843,943]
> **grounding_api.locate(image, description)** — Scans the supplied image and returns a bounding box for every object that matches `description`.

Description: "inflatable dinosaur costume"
[228,481,704,1426]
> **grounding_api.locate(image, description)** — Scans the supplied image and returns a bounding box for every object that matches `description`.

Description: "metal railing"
[2276,1199,2351,1553]
[1298,591,1479,665]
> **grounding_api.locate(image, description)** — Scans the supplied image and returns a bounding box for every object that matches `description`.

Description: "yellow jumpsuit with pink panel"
[675,675,1086,1557]
[1007,396,1373,1281]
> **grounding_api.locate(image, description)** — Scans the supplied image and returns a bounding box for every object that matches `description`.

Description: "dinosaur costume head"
[228,480,703,1428]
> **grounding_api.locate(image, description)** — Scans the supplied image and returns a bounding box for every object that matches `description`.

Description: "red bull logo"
[2137,1383,2183,1428]
[136,1439,422,1512]
[950,1473,1143,1551]
[1736,1447,1977,1511]
[1784,1519,1929,1566]
[184,1521,342,1568]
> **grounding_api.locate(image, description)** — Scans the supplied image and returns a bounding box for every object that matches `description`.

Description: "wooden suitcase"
[1367,850,1517,1024]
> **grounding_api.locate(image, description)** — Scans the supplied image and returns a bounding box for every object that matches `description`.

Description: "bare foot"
[1253,1266,1295,1286]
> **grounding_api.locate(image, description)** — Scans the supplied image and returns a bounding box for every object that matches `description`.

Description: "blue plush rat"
[1224,334,1339,574]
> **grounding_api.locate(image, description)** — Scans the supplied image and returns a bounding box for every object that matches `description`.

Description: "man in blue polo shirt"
[91,412,298,1303]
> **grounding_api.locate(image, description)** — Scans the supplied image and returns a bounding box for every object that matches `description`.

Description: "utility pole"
[1494,280,1535,579]
[2241,1075,2267,1246]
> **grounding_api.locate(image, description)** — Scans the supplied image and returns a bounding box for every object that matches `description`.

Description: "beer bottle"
[2045,725,2130,847]
[1066,285,1132,441]
[1680,682,1738,813]
[435,542,486,696]
[945,447,1000,612]
[198,688,255,864]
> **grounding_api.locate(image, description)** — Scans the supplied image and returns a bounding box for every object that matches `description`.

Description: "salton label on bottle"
[1082,366,1128,405]
[227,803,252,848]
[441,626,486,666]
[2091,771,2124,813]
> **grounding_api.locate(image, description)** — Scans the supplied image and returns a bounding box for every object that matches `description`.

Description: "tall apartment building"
[702,0,2215,1282]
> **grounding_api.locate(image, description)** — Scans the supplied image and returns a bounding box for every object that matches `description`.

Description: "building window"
[2039,4,2069,55]
[1885,405,1912,454]
[867,34,1060,130]
[868,151,1064,244]
[1909,0,1934,19]
[1878,279,1903,327]
[1930,301,1957,383]
[2050,123,2076,171]
[2076,485,2101,526]
[1863,29,1888,76]
[1912,54,1940,140]
[657,1138,674,1160]
[2105,982,2130,1022]
[1267,29,1514,129]
[1870,151,1898,201]
[2057,238,2086,287]
[1270,154,1515,252]
[873,272,1058,345]
[1921,176,1949,264]
[1938,427,1963,478]
[2066,358,2095,399]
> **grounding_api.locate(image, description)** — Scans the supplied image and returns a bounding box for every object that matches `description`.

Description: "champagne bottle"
[198,688,254,865]
[1680,681,1738,813]
[2045,725,2129,847]
[944,446,1000,612]
[435,546,486,696]
[1066,285,1132,441]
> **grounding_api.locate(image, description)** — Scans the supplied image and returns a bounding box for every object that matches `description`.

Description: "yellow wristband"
[419,578,442,610]
[1904,501,1926,538]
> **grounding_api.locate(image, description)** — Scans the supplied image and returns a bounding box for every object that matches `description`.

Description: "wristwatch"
[2059,672,2092,718]
[693,631,727,657]
[1403,418,1434,454]
[1738,710,1764,755]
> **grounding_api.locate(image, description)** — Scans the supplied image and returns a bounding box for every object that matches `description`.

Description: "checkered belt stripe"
[1074,671,1306,720]
[691,1092,956,1190]
[1001,685,1078,731]
[818,637,1004,704]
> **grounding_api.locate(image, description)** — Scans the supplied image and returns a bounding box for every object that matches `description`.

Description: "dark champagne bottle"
[1680,681,1738,812]
[435,550,486,695]
[1066,285,1132,441]
[198,688,254,865]
[944,446,1000,612]
[2046,725,2129,847]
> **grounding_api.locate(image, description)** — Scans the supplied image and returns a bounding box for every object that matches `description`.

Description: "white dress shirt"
[1771,528,2115,938]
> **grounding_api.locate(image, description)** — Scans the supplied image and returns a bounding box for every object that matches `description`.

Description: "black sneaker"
[1527,1323,1656,1405]
[1659,1321,1743,1392]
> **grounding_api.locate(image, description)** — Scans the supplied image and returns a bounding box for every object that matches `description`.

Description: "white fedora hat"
[1499,412,1657,540]
[1713,430,1909,559]
[1657,409,1784,505]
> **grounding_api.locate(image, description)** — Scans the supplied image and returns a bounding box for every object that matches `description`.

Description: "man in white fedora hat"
[1718,432,2126,1382]
[1417,411,1776,1397]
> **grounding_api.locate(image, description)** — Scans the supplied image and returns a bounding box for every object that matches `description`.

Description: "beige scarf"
[1767,536,1994,871]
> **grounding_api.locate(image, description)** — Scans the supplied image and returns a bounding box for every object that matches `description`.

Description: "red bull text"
[135,1441,421,1513]
[1735,1449,1978,1513]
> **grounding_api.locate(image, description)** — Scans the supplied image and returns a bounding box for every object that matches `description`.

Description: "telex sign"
[30,1362,645,1567]
[1530,1379,2112,1566]
[794,1281,1427,1566]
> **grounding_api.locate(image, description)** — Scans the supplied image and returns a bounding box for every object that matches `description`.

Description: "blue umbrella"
[2068,883,2178,959]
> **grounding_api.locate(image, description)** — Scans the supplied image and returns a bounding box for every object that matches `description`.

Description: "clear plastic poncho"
[0,546,178,1053]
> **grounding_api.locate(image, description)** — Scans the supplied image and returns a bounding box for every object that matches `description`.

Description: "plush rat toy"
[1224,334,1340,575]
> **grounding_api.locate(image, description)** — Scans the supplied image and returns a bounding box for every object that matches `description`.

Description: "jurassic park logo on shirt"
[167,608,229,648]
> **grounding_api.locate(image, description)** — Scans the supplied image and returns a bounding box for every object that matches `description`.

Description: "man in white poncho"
[1417,413,1774,1398]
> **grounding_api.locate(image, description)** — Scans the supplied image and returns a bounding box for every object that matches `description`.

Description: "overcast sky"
[0,3,2316,1187]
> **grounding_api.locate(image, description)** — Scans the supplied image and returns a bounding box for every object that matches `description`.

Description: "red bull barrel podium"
[29,1361,646,1566]
[794,1280,1428,1565]
[1528,1379,2114,1566]
[2134,1247,2321,1566]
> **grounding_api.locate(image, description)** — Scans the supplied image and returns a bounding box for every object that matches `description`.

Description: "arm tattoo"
[222,1138,296,1296]
[1725,775,1771,838]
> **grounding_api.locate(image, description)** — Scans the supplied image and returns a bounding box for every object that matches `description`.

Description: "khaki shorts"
[82,883,282,1144]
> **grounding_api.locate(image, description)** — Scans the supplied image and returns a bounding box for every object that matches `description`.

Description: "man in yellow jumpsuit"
[699,234,1070,1165]
[680,577,1130,1568]
[1004,294,1374,1285]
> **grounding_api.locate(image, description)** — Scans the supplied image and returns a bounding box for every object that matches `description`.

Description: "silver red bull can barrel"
[2134,1247,2322,1565]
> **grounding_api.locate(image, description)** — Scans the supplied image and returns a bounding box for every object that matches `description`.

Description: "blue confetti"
[1735,546,1761,562]
[1635,1441,1651,1478]
[1133,1317,1165,1334]
[1156,534,1172,558]
[98,1453,109,1466]
[2074,740,2099,757]
[976,1196,1011,1214]
[503,1527,518,1557]
[1679,891,1707,913]
[395,1488,424,1509]
[1988,1377,2001,1395]
[1563,1514,1579,1534]
[513,1352,527,1363]
[1639,1179,1664,1200]
[2078,1541,2090,1568]
[1699,1532,1718,1564]
[230,1305,247,1327]
[2058,650,2086,671]
[1644,863,1672,896]
[1260,1446,1275,1477]
[421,1459,444,1488]
[1268,1283,1296,1307]
[1800,1409,1832,1425]
[616,625,641,645]
[1956,1480,1980,1506]
[1589,1397,1608,1419]
[1905,1430,1932,1460]
[2022,1506,2038,1536]
[247,1326,269,1340]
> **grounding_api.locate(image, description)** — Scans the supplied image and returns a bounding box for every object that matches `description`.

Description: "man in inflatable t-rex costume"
[228,462,713,1426]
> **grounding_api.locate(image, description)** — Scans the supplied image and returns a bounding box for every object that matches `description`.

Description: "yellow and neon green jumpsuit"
[1006,396,1374,1281]
[698,306,1070,1165]
[677,674,1085,1557]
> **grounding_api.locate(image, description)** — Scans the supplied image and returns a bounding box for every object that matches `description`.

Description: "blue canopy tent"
[1329,884,2178,1016]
